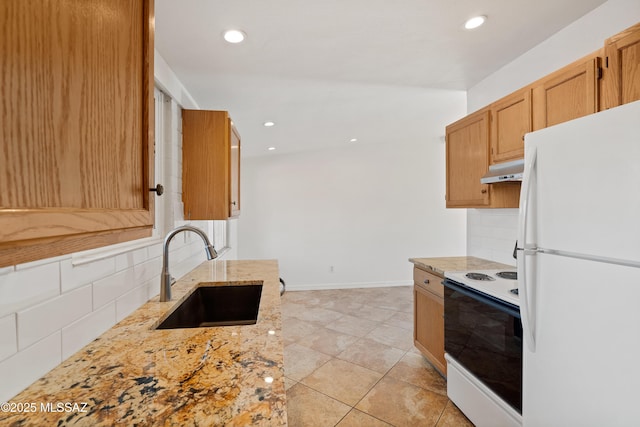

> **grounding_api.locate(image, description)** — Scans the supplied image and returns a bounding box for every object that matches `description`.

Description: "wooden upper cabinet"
[446,109,521,209]
[0,0,155,267]
[532,55,600,131]
[182,110,241,220]
[446,109,491,208]
[490,88,531,163]
[602,22,640,110]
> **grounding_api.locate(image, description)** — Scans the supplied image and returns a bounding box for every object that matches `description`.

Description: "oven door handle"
[442,280,520,319]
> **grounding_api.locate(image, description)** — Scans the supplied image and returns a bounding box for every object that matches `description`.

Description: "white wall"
[239,88,467,290]
[0,52,230,402]
[466,0,640,263]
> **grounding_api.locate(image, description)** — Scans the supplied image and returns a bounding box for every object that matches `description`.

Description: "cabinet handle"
[481,189,487,194]
[232,201,237,206]
[424,279,430,284]
[150,184,164,196]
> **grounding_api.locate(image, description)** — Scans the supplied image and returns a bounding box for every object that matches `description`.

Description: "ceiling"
[155,0,606,157]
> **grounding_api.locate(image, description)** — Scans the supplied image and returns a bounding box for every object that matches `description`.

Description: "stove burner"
[496,271,518,280]
[510,288,519,295]
[465,272,495,281]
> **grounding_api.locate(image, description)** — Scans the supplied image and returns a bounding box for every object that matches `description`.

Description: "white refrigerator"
[518,99,640,427]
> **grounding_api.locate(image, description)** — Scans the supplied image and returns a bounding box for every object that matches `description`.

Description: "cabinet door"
[183,110,241,220]
[0,0,154,268]
[532,56,600,131]
[490,88,531,163]
[602,22,640,110]
[445,109,490,207]
[414,283,446,375]
[230,123,241,218]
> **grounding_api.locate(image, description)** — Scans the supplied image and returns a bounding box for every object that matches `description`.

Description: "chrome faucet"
[160,225,217,302]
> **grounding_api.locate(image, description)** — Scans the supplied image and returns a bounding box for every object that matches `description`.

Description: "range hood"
[480,159,524,184]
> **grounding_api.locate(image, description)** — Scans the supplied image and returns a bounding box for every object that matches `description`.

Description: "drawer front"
[413,267,444,298]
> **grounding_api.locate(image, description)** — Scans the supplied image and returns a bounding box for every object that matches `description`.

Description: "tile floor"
[281,286,474,427]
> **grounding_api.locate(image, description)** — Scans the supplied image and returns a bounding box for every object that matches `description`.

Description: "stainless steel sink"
[155,283,263,329]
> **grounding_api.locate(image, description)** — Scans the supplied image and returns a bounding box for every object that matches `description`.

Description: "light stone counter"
[0,259,287,426]
[409,256,515,276]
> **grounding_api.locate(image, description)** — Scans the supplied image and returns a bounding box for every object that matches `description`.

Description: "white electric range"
[442,268,522,427]
[444,269,519,306]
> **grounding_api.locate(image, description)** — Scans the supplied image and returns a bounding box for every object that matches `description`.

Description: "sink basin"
[156,283,263,329]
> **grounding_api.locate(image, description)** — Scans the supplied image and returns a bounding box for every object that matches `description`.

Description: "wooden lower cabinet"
[413,267,446,376]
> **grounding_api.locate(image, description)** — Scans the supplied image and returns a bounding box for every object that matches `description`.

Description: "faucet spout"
[160,225,218,302]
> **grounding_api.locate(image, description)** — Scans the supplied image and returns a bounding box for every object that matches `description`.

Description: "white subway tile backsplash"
[0,314,17,362]
[468,209,519,265]
[116,285,149,322]
[134,258,162,285]
[148,242,164,259]
[0,262,60,318]
[61,302,116,360]
[17,285,92,350]
[60,257,115,293]
[92,267,135,310]
[0,332,62,402]
[115,247,149,272]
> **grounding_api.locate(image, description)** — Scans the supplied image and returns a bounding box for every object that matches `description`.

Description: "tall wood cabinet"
[446,109,520,209]
[413,266,446,375]
[0,0,155,268]
[182,110,241,220]
[602,22,640,110]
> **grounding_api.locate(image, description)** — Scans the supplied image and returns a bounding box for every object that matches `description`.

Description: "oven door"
[443,279,522,413]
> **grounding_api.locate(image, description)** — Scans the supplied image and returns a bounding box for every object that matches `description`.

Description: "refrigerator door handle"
[518,145,537,353]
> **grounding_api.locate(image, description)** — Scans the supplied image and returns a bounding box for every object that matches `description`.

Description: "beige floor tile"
[384,311,414,330]
[286,382,351,427]
[325,314,378,337]
[282,317,323,345]
[337,337,405,374]
[365,323,414,351]
[296,327,360,356]
[284,343,332,381]
[301,358,383,406]
[387,352,447,396]
[291,306,345,326]
[336,409,392,427]
[348,304,397,322]
[356,376,449,427]
[319,298,365,315]
[282,291,321,305]
[436,401,474,427]
[284,376,297,391]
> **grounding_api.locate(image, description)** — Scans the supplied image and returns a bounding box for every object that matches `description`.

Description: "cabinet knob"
[424,279,430,284]
[150,184,164,196]
[481,188,487,194]
[232,201,237,206]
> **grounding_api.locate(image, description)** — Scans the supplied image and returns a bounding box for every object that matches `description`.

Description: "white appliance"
[443,269,522,427]
[518,100,640,427]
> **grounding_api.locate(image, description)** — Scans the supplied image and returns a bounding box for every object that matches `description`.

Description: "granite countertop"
[409,256,515,276]
[0,259,287,426]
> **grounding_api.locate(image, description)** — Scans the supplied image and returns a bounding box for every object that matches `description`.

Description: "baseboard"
[286,280,412,292]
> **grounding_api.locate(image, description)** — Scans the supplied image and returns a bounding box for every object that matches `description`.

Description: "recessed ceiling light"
[263,121,275,127]
[268,147,276,151]
[223,29,246,43]
[349,138,358,143]
[464,15,487,30]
